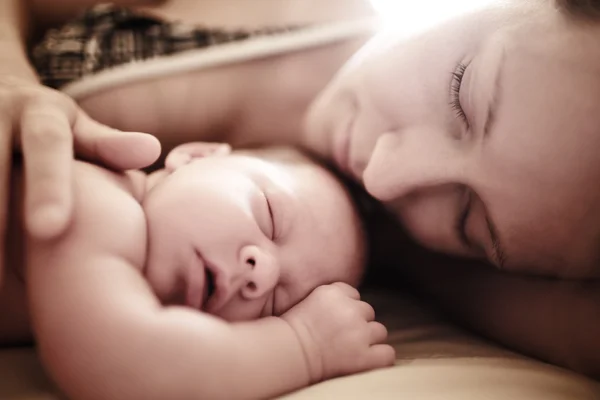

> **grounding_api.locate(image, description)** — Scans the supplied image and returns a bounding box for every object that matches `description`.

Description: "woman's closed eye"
[455,187,505,266]
[450,62,470,129]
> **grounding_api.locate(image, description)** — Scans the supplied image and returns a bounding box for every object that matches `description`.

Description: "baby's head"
[141,142,366,321]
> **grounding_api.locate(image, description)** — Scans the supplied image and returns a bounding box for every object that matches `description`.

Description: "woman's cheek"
[390,188,465,254]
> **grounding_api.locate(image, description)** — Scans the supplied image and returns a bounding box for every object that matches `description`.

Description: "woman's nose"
[362,130,468,201]
[238,245,280,300]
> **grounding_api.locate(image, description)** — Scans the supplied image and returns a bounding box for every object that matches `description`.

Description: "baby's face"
[305,0,600,277]
[142,147,365,321]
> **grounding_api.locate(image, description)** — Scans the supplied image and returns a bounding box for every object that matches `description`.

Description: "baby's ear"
[165,142,232,172]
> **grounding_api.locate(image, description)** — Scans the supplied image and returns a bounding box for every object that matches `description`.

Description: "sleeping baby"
[0,142,395,400]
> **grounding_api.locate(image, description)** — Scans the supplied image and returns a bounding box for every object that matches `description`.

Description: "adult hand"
[0,75,161,240]
[282,282,395,383]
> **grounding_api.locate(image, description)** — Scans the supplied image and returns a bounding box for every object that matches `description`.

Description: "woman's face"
[304,0,600,277]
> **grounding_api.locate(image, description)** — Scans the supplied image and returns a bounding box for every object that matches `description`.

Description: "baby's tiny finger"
[368,321,388,344]
[21,102,73,239]
[356,300,376,322]
[331,282,361,300]
[367,344,396,368]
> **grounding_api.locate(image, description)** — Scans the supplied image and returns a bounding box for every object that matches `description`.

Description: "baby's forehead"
[236,146,316,167]
[233,147,333,183]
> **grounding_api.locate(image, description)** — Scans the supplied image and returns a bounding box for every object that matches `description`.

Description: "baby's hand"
[282,282,395,383]
[0,75,161,240]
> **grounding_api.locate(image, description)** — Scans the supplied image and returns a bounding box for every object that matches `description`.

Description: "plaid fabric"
[30,4,304,89]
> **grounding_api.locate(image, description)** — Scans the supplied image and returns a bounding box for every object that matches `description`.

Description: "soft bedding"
[1,289,598,400]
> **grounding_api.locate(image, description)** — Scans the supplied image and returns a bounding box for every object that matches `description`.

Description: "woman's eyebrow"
[486,215,507,268]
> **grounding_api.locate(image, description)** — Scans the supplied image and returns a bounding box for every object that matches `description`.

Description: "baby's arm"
[28,252,309,399]
[27,247,392,399]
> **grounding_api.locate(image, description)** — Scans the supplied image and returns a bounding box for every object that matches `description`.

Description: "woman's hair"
[556,0,600,19]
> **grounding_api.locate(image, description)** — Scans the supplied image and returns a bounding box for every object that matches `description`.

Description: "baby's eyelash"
[450,62,469,126]
[265,195,276,241]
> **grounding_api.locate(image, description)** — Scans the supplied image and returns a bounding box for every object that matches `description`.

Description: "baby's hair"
[555,0,600,19]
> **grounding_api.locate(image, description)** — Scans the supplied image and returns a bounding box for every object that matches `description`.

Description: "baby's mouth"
[191,251,227,314]
[203,266,216,308]
[186,250,217,310]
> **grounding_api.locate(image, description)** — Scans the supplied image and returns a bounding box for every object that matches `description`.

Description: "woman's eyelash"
[450,62,469,126]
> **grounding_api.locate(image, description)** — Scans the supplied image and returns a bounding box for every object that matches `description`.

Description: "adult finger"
[73,111,161,170]
[368,321,388,344]
[21,101,74,239]
[331,282,361,300]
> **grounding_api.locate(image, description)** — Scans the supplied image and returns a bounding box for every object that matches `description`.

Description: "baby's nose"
[238,245,280,300]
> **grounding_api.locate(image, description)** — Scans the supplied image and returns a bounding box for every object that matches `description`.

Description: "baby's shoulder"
[73,161,147,202]
[71,161,148,269]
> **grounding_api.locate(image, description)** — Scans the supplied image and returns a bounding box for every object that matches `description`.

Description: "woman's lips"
[333,114,354,175]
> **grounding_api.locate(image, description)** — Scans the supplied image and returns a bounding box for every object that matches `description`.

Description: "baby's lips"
[200,266,224,314]
[186,251,207,310]
[201,267,213,308]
